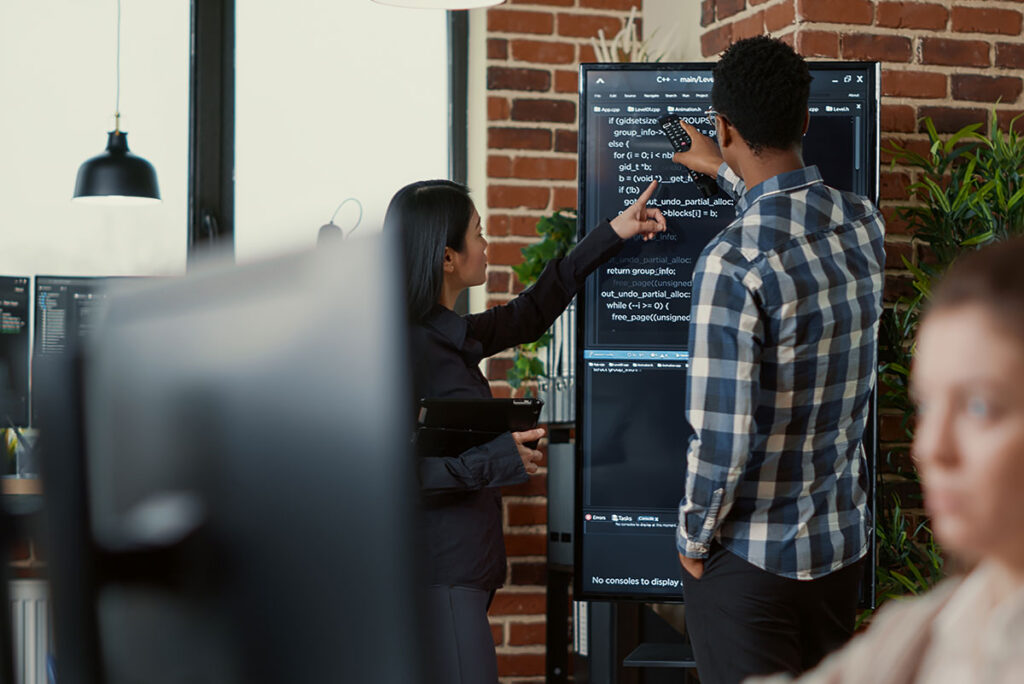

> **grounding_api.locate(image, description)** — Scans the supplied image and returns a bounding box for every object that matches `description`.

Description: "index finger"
[635,180,658,205]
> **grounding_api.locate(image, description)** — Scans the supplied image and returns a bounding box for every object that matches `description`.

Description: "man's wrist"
[676,537,710,560]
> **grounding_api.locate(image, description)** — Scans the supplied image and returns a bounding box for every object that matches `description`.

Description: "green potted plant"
[505,208,577,395]
[877,109,1024,607]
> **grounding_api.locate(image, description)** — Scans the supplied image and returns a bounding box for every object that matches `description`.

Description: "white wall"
[0,0,189,277]
[642,0,704,62]
[0,2,451,274]
[235,2,450,262]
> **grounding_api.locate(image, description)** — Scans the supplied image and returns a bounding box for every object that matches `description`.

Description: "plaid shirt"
[676,164,885,580]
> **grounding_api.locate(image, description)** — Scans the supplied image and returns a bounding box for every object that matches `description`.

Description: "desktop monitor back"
[36,235,424,684]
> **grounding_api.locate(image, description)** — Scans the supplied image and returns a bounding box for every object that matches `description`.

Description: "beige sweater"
[749,567,1024,684]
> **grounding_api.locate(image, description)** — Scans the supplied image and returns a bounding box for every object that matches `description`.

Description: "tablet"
[417,397,543,433]
[414,427,505,459]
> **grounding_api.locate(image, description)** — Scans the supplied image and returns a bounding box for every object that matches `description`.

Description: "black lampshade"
[73,130,160,204]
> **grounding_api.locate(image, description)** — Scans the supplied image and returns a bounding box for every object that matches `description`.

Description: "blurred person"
[670,36,885,682]
[749,237,1024,684]
[383,179,665,683]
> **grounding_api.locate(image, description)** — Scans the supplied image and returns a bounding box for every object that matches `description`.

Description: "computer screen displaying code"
[576,62,879,600]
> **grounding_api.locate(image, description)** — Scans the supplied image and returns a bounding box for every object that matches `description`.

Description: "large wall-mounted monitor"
[575,62,880,602]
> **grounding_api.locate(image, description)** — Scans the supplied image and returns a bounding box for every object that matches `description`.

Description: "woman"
[750,238,1024,684]
[384,179,665,683]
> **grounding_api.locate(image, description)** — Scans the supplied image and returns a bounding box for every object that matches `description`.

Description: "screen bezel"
[573,61,881,604]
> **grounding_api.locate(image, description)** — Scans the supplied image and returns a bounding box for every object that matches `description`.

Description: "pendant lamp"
[371,0,505,8]
[73,0,160,205]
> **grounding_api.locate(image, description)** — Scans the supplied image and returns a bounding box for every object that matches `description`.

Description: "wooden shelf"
[1,478,42,496]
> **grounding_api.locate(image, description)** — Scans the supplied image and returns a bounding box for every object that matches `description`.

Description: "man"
[671,37,885,684]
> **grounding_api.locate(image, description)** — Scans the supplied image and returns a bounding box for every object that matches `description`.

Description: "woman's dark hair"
[927,237,1024,344]
[383,179,475,323]
[711,36,812,154]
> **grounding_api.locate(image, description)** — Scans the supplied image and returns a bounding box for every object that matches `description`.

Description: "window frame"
[187,3,467,267]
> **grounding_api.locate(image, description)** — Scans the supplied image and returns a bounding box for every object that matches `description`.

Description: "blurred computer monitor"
[37,234,423,684]
[32,276,146,426]
[0,276,30,428]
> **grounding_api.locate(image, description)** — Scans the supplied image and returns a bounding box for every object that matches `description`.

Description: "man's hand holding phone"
[671,119,725,178]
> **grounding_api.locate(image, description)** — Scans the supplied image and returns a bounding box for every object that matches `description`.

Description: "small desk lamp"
[318,198,363,247]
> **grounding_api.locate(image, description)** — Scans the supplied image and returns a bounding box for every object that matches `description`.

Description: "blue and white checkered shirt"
[676,163,885,580]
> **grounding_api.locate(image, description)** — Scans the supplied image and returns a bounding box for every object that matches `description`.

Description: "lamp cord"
[114,0,121,132]
[330,197,363,237]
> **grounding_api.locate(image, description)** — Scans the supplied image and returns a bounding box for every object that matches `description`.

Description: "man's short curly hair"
[711,36,812,154]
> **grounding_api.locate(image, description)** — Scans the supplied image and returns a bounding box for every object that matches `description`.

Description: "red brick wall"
[484,2,1023,679]
[698,0,1024,464]
[484,2,641,681]
[698,2,1024,291]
